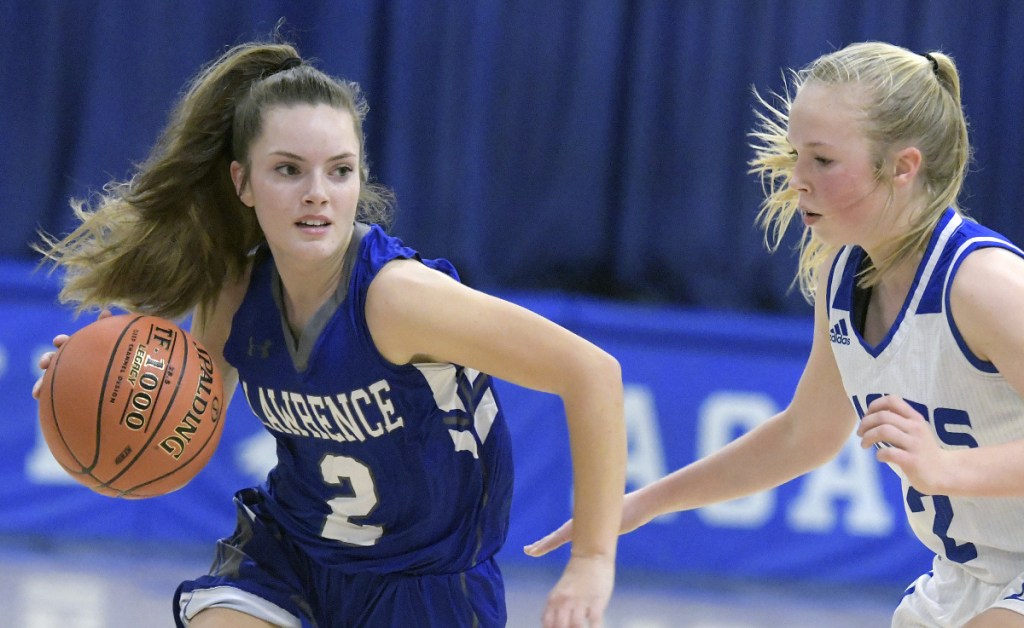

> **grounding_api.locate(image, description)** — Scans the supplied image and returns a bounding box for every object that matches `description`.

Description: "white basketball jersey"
[827,208,1024,585]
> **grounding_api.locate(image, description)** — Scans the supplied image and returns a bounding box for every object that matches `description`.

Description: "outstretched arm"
[525,271,858,556]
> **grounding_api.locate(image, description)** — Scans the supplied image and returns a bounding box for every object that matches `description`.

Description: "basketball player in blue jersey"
[526,41,1024,627]
[32,40,626,627]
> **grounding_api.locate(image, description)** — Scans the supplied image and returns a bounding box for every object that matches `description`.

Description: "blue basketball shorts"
[173,489,506,627]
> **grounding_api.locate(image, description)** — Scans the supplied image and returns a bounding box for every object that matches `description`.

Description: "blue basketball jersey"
[223,223,514,576]
[827,208,1024,584]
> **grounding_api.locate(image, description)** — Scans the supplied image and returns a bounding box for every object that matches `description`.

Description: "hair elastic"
[923,52,939,74]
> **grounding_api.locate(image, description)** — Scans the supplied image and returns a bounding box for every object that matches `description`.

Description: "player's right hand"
[32,334,71,400]
[542,553,615,628]
[32,310,113,400]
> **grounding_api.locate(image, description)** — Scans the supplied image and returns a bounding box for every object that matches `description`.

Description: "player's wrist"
[568,549,616,564]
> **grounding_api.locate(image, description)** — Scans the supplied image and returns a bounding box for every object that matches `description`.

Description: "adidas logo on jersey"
[830,320,851,345]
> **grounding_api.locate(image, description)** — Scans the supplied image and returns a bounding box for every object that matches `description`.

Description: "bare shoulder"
[365,259,474,364]
[949,246,1024,361]
[372,258,456,290]
[367,258,463,314]
[950,246,1024,308]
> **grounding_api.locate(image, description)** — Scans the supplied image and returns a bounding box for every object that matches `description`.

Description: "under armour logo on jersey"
[830,320,851,345]
[248,337,272,358]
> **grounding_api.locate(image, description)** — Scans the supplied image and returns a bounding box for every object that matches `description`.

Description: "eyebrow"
[785,139,832,151]
[270,150,356,162]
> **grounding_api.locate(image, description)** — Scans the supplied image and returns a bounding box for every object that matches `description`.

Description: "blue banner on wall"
[0,262,931,588]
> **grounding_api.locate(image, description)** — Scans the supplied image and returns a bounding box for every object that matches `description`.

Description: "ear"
[892,146,923,188]
[230,160,254,207]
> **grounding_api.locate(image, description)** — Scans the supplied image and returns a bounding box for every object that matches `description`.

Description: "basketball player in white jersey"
[525,41,1024,627]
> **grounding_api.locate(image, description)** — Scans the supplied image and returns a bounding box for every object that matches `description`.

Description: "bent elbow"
[558,345,624,412]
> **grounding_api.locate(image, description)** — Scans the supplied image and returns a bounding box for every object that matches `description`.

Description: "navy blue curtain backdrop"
[3,0,1022,315]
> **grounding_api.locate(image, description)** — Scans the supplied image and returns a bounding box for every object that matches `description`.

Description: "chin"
[269,240,346,264]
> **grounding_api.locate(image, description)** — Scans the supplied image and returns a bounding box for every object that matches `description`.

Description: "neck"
[289,267,342,329]
[862,244,921,313]
[276,244,348,336]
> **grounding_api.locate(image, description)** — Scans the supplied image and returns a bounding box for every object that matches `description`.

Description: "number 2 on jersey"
[319,454,384,546]
[906,486,977,564]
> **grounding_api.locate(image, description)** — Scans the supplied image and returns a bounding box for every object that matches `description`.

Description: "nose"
[790,157,810,194]
[303,173,329,205]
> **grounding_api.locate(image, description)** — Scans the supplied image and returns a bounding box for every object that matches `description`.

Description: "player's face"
[787,82,895,250]
[232,104,361,269]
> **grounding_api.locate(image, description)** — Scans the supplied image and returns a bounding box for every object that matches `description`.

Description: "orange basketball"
[37,314,225,499]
